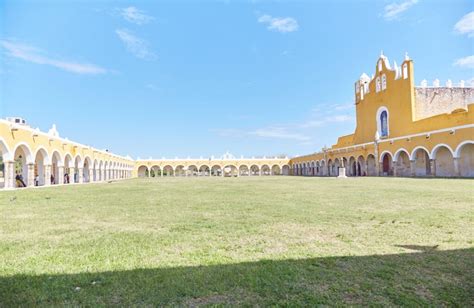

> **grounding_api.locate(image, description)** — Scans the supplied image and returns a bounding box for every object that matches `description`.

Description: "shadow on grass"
[1,248,472,306]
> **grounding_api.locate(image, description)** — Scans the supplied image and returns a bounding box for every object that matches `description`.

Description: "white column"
[4,161,15,188]
[429,159,436,177]
[453,157,460,177]
[78,168,84,183]
[44,165,52,186]
[27,164,35,187]
[57,166,64,184]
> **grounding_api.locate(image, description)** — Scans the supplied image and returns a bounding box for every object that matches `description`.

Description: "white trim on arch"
[393,148,410,162]
[33,146,51,165]
[410,146,432,161]
[430,143,455,159]
[379,150,393,162]
[0,137,12,161]
[12,142,34,164]
[454,140,474,158]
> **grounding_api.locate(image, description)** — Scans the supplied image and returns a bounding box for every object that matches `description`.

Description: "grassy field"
[0,176,473,306]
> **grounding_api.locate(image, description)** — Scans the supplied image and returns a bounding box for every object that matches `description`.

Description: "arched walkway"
[367,154,377,176]
[380,152,392,176]
[163,165,174,176]
[199,165,210,176]
[14,144,33,187]
[457,142,473,177]
[211,165,222,176]
[188,165,198,176]
[239,165,249,176]
[223,165,238,177]
[412,148,431,176]
[261,165,270,176]
[34,148,49,186]
[432,146,455,177]
[282,165,290,175]
[271,164,281,175]
[137,165,149,178]
[394,149,411,177]
[250,165,259,176]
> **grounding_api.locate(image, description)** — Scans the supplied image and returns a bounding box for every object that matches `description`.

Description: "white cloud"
[454,12,474,37]
[383,0,418,21]
[0,40,107,74]
[258,14,299,33]
[116,29,157,60]
[250,127,310,141]
[117,6,153,25]
[453,55,474,69]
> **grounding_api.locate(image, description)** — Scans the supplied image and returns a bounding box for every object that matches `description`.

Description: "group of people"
[15,172,73,188]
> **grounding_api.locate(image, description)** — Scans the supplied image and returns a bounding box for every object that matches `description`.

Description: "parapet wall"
[414,87,474,120]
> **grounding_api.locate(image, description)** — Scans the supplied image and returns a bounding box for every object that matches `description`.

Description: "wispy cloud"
[214,102,354,143]
[116,29,157,60]
[383,0,418,21]
[250,127,310,141]
[300,115,353,128]
[454,12,474,37]
[0,40,107,74]
[117,6,153,25]
[258,14,299,33]
[453,55,474,69]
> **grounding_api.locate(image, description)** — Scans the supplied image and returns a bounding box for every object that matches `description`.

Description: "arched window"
[380,111,388,137]
[376,77,381,92]
[381,74,387,90]
[376,107,389,138]
[403,63,408,79]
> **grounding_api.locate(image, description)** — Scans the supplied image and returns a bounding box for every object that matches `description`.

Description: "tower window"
[380,111,388,137]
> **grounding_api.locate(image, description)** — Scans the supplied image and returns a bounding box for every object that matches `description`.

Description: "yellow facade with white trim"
[290,54,473,178]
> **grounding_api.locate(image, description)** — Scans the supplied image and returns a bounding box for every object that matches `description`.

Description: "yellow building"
[290,53,474,178]
[135,152,290,178]
[0,118,134,189]
[1,53,473,190]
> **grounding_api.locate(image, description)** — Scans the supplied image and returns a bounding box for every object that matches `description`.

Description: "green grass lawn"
[0,177,473,306]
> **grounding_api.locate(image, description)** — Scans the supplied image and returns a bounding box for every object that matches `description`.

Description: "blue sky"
[0,0,472,159]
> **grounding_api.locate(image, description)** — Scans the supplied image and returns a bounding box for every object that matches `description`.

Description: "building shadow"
[0,248,472,306]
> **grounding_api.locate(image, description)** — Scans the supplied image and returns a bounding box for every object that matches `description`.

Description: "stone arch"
[50,150,63,185]
[327,159,334,176]
[239,165,249,176]
[83,156,93,182]
[33,147,50,186]
[188,165,198,176]
[198,165,210,176]
[431,144,454,160]
[356,155,365,176]
[457,141,474,177]
[223,165,238,177]
[380,151,393,176]
[271,164,281,175]
[150,165,161,177]
[366,154,376,176]
[320,160,326,176]
[411,147,431,176]
[394,149,411,177]
[13,143,33,187]
[433,145,455,177]
[349,156,356,176]
[163,165,174,176]
[282,164,290,175]
[0,138,11,188]
[174,165,185,176]
[211,165,222,176]
[250,164,259,176]
[261,164,271,176]
[334,158,340,176]
[137,165,149,178]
